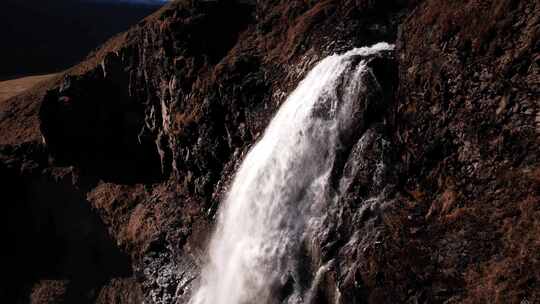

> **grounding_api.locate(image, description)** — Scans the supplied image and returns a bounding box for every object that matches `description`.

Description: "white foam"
[190,43,394,304]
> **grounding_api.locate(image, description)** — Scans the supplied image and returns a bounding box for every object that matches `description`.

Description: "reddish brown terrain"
[0,0,538,303]
[0,75,56,103]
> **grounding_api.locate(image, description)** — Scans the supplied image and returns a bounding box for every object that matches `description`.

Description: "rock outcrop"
[0,0,537,303]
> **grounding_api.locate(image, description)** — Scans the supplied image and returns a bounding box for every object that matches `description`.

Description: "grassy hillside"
[0,74,56,103]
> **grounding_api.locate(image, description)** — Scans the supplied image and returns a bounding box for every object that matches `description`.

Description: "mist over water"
[190,43,394,304]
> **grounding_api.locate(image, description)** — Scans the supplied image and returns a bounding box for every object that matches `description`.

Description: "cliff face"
[394,1,539,302]
[0,0,538,303]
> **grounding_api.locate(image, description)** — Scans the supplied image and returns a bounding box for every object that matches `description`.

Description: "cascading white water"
[190,43,394,304]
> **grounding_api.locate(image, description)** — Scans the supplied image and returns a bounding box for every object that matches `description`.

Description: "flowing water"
[190,43,394,304]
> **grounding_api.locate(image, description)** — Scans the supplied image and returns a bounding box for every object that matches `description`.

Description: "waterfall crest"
[190,43,394,304]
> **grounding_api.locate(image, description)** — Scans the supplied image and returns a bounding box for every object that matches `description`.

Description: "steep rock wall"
[0,0,537,303]
[393,0,540,302]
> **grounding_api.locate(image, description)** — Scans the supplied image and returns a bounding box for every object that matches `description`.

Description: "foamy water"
[190,43,394,304]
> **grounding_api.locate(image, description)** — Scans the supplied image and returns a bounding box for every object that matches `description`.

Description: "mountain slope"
[0,74,56,103]
[0,0,538,303]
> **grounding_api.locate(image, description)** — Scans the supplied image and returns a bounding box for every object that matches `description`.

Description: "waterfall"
[190,43,394,304]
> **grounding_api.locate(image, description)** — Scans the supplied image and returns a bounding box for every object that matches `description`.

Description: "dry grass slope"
[0,74,56,103]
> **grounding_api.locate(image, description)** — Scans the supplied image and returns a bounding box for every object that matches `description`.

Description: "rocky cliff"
[0,0,538,303]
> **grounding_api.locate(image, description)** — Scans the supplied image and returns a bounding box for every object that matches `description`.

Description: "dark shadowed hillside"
[0,0,163,80]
